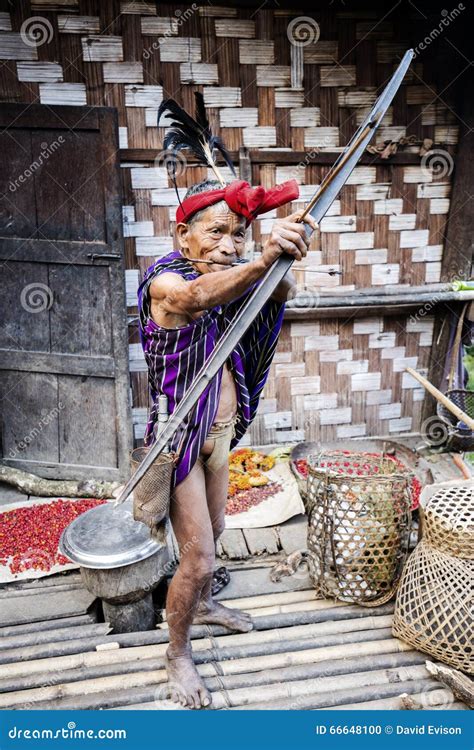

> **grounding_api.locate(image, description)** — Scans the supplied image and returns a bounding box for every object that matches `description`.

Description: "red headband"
[175,179,299,226]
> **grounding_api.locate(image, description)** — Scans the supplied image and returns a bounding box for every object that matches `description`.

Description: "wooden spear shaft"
[299,119,378,222]
[405,367,474,430]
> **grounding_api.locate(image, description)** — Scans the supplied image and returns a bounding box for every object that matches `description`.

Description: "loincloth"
[199,414,238,472]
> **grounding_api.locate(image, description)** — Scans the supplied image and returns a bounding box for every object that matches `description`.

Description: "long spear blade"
[303,50,414,227]
[115,49,414,506]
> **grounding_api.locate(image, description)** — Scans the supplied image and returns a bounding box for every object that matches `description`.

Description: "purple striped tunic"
[137,251,285,487]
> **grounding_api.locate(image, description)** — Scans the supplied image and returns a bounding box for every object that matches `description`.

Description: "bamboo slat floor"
[0,439,470,709]
[0,565,470,711]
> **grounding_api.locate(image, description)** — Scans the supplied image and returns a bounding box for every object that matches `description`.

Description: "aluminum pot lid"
[59,499,162,569]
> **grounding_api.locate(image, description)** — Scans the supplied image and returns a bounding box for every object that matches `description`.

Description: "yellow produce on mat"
[227,448,274,496]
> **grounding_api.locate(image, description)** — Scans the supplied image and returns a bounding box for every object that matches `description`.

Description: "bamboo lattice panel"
[0,1,460,444]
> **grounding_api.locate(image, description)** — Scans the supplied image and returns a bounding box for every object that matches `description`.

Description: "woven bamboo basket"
[307,451,413,606]
[393,484,474,674]
[130,448,177,528]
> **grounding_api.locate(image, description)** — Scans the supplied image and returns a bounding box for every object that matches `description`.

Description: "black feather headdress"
[157,92,236,197]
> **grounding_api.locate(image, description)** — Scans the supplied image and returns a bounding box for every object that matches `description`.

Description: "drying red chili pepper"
[294,452,421,510]
[0,498,106,575]
[225,483,282,516]
[294,459,308,477]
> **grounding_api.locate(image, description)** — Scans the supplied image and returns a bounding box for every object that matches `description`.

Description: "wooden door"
[0,103,133,482]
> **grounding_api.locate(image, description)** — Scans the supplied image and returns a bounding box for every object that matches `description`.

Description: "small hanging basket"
[437,389,474,452]
[130,447,177,530]
[307,451,413,606]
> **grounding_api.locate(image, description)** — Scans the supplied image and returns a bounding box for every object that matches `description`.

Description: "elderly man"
[137,178,317,709]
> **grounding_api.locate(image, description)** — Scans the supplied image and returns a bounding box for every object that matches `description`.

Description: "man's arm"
[151,262,296,321]
[151,257,270,318]
[152,211,316,317]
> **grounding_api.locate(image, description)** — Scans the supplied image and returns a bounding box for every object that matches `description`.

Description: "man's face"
[176,202,247,273]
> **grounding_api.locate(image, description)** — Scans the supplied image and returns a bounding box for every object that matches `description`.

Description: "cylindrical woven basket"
[130,447,176,528]
[393,484,474,673]
[307,451,412,606]
[437,389,474,452]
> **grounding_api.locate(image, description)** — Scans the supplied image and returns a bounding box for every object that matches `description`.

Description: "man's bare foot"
[164,648,212,709]
[194,600,254,632]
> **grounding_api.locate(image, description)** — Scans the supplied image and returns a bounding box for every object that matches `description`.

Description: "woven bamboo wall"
[0,0,461,446]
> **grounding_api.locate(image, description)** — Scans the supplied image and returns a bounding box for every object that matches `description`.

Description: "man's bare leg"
[193,459,253,632]
[164,460,214,709]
